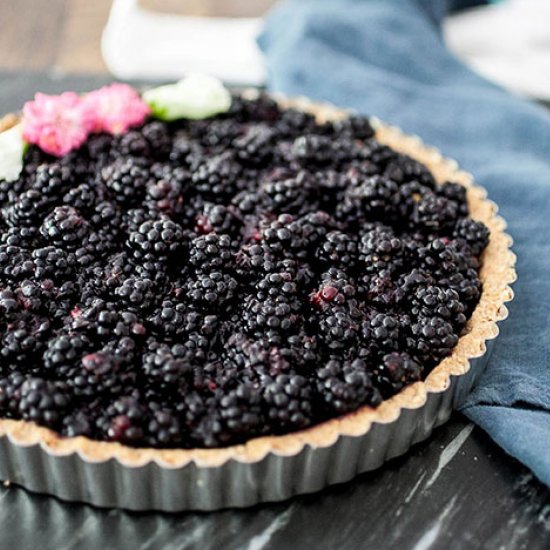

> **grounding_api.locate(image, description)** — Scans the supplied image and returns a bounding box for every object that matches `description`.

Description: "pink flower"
[22,92,94,157]
[83,83,150,135]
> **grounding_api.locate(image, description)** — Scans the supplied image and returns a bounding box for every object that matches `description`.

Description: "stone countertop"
[0,71,548,550]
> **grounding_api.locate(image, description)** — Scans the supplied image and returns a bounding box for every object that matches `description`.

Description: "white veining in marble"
[425,424,474,489]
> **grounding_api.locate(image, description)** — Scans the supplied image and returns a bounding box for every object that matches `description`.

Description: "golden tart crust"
[0,95,516,469]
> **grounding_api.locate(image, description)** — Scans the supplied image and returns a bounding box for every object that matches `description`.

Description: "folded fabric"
[259,0,550,486]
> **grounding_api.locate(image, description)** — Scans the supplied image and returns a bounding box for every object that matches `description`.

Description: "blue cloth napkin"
[259,0,550,486]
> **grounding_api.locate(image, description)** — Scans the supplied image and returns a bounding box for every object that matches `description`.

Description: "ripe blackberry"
[69,351,133,398]
[263,374,313,431]
[188,233,234,273]
[0,245,35,281]
[233,124,275,165]
[141,121,171,157]
[32,162,73,196]
[0,288,18,319]
[101,157,150,205]
[408,316,458,367]
[316,231,358,270]
[18,377,71,426]
[186,272,238,309]
[358,225,403,274]
[411,285,466,329]
[330,115,375,141]
[0,371,26,414]
[191,151,242,199]
[195,202,242,237]
[200,119,242,149]
[255,271,298,302]
[86,133,113,162]
[127,218,184,260]
[384,153,436,188]
[231,189,262,215]
[439,269,482,313]
[97,394,146,444]
[62,183,97,213]
[338,175,398,226]
[32,246,76,281]
[261,172,314,214]
[89,200,123,232]
[243,295,301,339]
[318,305,361,350]
[289,134,337,167]
[363,312,404,355]
[197,383,263,447]
[310,268,358,312]
[40,206,89,249]
[0,315,51,364]
[411,193,458,232]
[114,277,157,310]
[5,189,51,227]
[438,182,469,217]
[148,301,217,340]
[116,130,151,157]
[453,218,490,256]
[235,243,278,280]
[146,408,182,447]
[393,181,433,222]
[1,226,41,248]
[316,359,381,415]
[374,352,423,398]
[142,341,194,390]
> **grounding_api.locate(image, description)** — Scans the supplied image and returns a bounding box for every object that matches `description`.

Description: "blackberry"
[142,341,194,390]
[255,271,298,302]
[453,218,490,256]
[233,124,275,165]
[191,151,242,199]
[339,175,398,226]
[127,218,184,260]
[186,272,238,309]
[310,268,358,312]
[330,115,375,141]
[101,157,150,205]
[261,172,314,214]
[316,359,381,415]
[1,315,51,364]
[411,193,458,232]
[200,119,242,149]
[363,312,404,355]
[384,153,436,188]
[69,351,133,398]
[0,288,18,319]
[97,395,146,444]
[263,374,313,431]
[235,243,277,280]
[62,183,97,213]
[18,377,71,426]
[0,245,35,281]
[0,371,26,414]
[316,231,358,270]
[243,295,301,339]
[438,182,469,217]
[197,383,263,447]
[32,246,76,281]
[5,189,51,227]
[33,162,73,196]
[411,285,466,329]
[358,225,403,274]
[40,206,89,249]
[374,352,423,398]
[195,202,242,237]
[148,301,217,340]
[1,226,41,248]
[318,305,361,350]
[289,134,337,166]
[86,133,113,162]
[116,130,151,157]
[408,316,458,367]
[393,181,433,222]
[188,233,234,273]
[114,277,157,310]
[141,121,171,157]
[146,408,182,446]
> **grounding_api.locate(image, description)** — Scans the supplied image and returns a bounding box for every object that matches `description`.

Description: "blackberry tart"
[0,77,515,511]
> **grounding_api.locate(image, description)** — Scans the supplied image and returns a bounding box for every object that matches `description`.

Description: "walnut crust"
[0,95,516,469]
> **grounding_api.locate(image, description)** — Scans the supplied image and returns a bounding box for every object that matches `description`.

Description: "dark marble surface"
[0,72,549,550]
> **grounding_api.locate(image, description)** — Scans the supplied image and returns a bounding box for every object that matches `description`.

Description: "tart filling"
[0,83,510,455]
